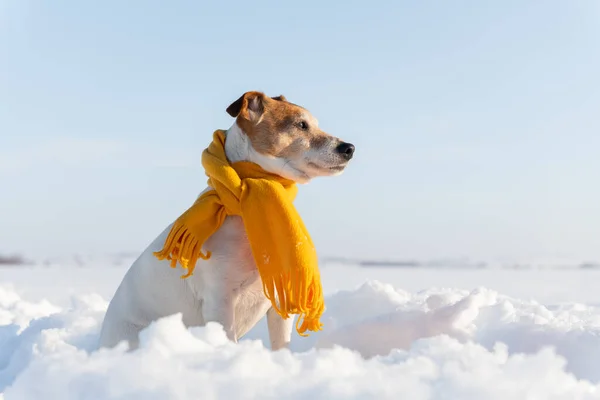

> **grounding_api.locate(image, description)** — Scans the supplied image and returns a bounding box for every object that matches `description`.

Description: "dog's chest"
[200,215,271,326]
[203,215,258,277]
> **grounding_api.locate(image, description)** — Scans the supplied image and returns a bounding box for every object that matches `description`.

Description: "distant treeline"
[359,260,421,268]
[0,254,27,265]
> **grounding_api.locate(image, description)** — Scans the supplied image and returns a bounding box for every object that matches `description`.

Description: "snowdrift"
[2,281,600,399]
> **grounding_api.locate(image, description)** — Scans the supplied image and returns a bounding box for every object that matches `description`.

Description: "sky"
[1,0,599,262]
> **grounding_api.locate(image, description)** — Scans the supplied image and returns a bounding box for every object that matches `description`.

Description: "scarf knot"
[153,130,324,336]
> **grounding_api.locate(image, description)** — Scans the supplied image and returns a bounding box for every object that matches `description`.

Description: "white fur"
[99,123,295,351]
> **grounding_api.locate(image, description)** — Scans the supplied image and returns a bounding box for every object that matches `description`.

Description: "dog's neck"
[224,122,254,163]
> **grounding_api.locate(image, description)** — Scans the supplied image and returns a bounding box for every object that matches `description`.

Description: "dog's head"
[226,91,355,183]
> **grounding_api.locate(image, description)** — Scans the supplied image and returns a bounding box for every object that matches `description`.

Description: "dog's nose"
[336,142,355,160]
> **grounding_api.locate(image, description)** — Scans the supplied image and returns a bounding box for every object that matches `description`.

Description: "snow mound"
[2,282,600,399]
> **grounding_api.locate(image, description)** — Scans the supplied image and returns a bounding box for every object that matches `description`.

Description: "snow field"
[2,277,600,399]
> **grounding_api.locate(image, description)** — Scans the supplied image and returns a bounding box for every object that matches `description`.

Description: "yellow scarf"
[153,130,324,335]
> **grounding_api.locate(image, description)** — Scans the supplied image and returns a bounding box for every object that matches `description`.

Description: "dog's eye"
[298,121,309,130]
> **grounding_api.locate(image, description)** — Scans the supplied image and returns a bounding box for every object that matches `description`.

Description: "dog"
[98,91,355,351]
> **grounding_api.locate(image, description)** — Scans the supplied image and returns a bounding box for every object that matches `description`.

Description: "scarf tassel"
[262,274,324,336]
[153,222,211,279]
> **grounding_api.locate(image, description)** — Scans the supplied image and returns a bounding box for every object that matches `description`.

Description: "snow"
[2,265,600,399]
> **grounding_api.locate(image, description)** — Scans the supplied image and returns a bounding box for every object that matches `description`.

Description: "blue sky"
[1,0,599,262]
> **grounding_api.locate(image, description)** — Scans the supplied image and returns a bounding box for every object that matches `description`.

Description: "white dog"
[99,91,355,351]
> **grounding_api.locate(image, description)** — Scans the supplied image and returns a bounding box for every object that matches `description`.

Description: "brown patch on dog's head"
[226,91,355,181]
[225,91,331,157]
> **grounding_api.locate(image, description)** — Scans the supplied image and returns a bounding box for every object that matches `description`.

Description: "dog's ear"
[226,91,266,122]
[271,95,287,102]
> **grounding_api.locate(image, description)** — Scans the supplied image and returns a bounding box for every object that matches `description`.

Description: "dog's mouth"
[327,164,346,172]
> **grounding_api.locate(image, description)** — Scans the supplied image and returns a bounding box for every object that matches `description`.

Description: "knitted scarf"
[153,130,324,335]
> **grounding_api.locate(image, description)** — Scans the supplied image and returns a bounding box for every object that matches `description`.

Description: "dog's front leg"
[266,307,294,351]
[203,293,237,343]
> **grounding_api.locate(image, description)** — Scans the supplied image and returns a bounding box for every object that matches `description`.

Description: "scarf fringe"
[262,272,324,336]
[153,221,211,279]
